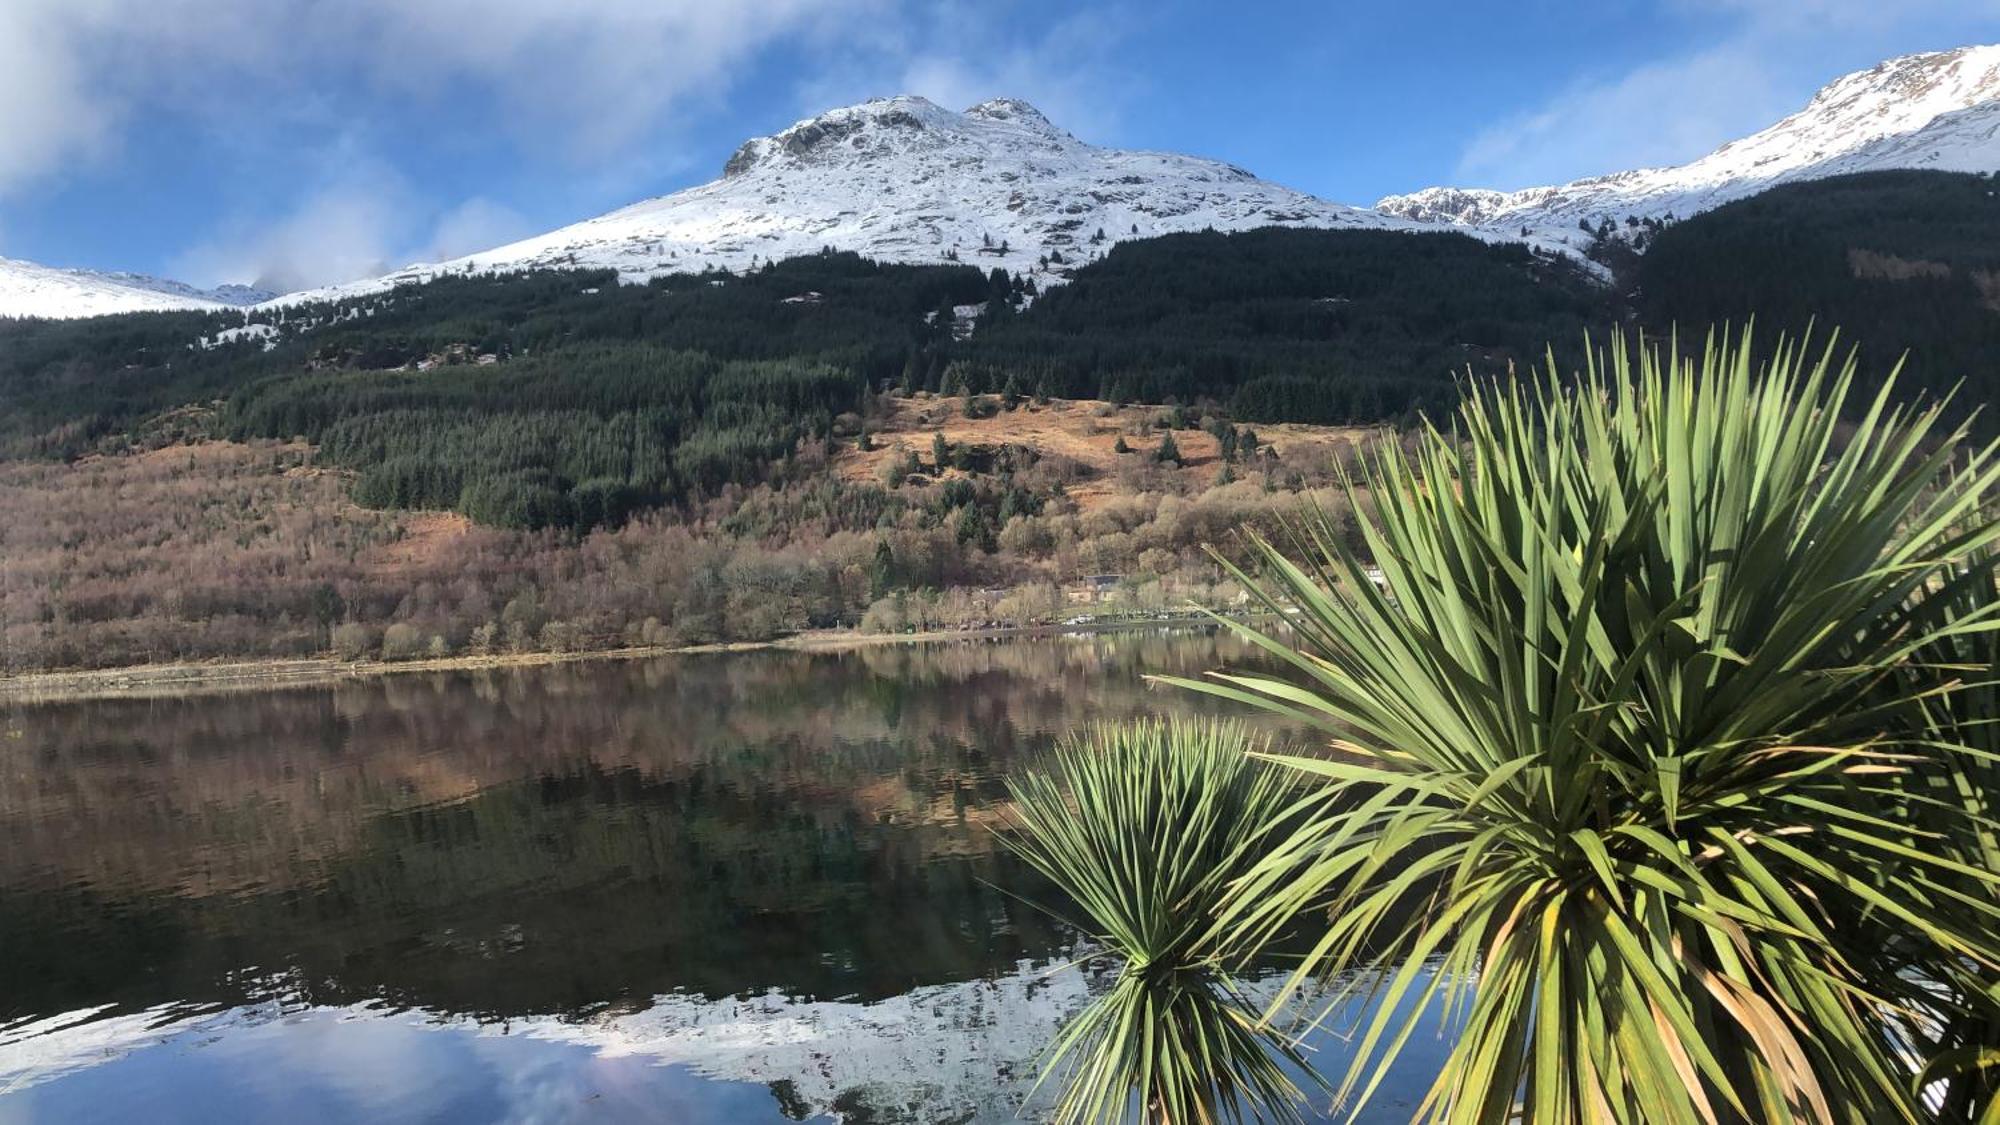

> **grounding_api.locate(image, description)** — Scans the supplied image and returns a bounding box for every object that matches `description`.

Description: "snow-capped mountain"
[10,44,1999,320]
[278,95,1434,306]
[0,255,271,320]
[1378,45,2000,245]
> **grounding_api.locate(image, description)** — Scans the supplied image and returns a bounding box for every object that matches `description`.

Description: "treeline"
[224,346,867,530]
[958,227,1603,422]
[0,252,989,462]
[1633,170,2000,416]
[4,171,1997,536]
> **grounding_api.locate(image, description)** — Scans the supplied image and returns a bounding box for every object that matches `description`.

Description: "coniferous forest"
[5,170,1995,537]
[2,169,1997,669]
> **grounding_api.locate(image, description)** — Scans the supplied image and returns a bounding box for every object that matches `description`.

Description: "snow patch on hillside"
[268,95,1477,309]
[1377,44,2000,246]
[0,255,273,320]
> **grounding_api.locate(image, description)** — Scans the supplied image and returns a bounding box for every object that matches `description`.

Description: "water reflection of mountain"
[2,954,1111,1123]
[1,631,1292,1029]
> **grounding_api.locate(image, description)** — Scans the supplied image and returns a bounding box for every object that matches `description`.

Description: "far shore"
[0,616,1242,705]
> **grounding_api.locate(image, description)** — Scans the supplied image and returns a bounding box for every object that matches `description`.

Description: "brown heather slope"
[839,393,1377,509]
[0,399,1381,673]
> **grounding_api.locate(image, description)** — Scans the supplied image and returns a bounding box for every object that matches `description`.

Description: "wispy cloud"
[1,0,1132,286]
[0,3,119,198]
[170,165,408,292]
[0,0,882,200]
[1455,45,1789,187]
[168,155,535,291]
[1452,0,2000,189]
[418,198,533,264]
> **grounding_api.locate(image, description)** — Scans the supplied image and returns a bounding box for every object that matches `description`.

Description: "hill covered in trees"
[0,230,1601,534]
[5,170,2000,671]
[961,227,1602,422]
[1633,170,2000,409]
[2,169,1996,540]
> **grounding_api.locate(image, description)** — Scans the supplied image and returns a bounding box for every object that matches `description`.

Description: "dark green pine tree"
[954,505,994,551]
[868,539,897,598]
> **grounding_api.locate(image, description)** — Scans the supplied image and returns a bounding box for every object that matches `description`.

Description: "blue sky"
[1,0,1993,290]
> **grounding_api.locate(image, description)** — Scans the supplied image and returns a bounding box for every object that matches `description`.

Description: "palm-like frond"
[1003,718,1328,1124]
[1151,329,2000,1123]
[1901,552,2000,1124]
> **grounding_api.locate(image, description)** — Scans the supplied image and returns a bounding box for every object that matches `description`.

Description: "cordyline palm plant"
[1013,327,2000,1123]
[1003,718,1329,1125]
[1899,553,2000,1123]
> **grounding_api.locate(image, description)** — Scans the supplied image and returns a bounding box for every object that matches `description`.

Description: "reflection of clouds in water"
[0,955,1100,1123]
[240,1014,469,1120]
[0,958,1449,1123]
[0,635,1355,1122]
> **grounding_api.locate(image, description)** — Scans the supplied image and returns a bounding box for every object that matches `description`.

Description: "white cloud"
[0,2,118,197]
[321,0,889,159]
[3,0,1137,288]
[171,170,407,292]
[169,160,537,290]
[419,197,533,264]
[0,0,882,198]
[1451,2,2000,190]
[1455,44,1790,187]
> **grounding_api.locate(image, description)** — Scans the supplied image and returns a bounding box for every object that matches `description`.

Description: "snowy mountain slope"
[13,44,1998,320]
[0,255,270,320]
[1377,44,2000,245]
[274,95,1448,307]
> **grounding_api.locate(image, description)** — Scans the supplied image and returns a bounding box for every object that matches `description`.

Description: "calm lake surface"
[0,631,1445,1123]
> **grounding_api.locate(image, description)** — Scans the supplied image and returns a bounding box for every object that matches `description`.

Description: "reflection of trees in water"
[0,632,1290,1027]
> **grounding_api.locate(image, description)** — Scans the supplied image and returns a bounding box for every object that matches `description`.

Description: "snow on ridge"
[0,954,1111,1121]
[9,43,2000,321]
[262,95,1479,311]
[278,47,2000,314]
[0,255,273,321]
[1376,44,2000,245]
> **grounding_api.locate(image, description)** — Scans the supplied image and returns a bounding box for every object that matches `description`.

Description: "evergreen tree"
[868,539,897,598]
[953,505,993,551]
[1156,433,1182,465]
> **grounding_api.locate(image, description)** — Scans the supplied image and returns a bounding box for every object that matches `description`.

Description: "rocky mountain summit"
[6,44,1997,319]
[283,94,1426,307]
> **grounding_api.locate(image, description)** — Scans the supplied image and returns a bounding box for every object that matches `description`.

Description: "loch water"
[0,632,1445,1123]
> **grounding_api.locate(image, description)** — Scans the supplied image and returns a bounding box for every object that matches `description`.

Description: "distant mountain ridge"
[0,255,272,320]
[1376,45,2000,245]
[2,43,1996,319]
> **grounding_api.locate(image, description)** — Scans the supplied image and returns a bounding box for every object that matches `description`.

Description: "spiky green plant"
[1900,553,2000,1124]
[1003,718,1327,1125]
[1134,329,2000,1124]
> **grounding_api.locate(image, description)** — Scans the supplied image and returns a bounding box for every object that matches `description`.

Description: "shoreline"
[0,617,1232,704]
